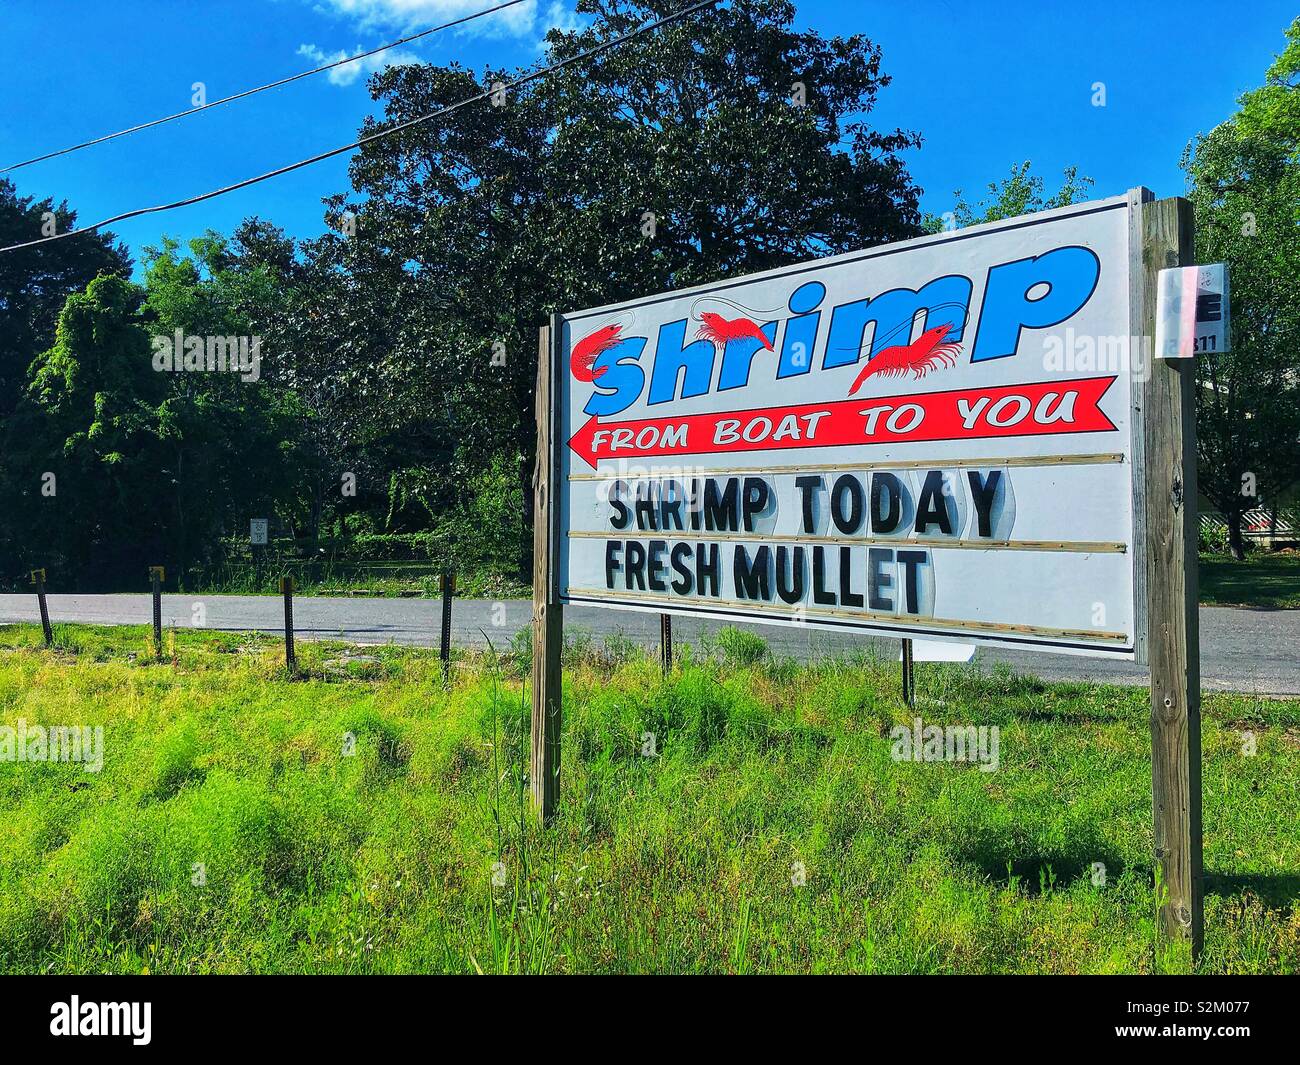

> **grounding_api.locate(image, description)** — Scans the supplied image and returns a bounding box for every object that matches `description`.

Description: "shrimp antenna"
[688,294,784,322]
[827,301,970,355]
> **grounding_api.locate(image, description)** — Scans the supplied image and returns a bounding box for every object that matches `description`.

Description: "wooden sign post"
[531,319,565,823]
[1137,194,1203,958]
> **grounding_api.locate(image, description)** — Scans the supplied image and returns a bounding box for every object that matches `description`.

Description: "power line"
[0,0,718,255]
[1,0,531,174]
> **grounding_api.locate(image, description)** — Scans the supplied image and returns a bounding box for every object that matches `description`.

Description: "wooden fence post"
[281,575,297,675]
[1140,195,1202,960]
[149,566,165,659]
[30,569,53,647]
[531,319,565,823]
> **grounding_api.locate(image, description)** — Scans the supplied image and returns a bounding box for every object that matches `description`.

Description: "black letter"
[625,540,647,590]
[670,542,694,594]
[838,546,864,607]
[966,470,1002,538]
[647,539,669,592]
[812,546,837,605]
[831,474,864,534]
[794,475,823,534]
[897,550,928,614]
[868,547,894,611]
[635,482,659,530]
[696,543,721,597]
[605,540,623,587]
[741,477,770,532]
[914,470,953,535]
[775,545,805,604]
[870,472,902,533]
[733,544,772,600]
[609,481,630,530]
[703,478,740,531]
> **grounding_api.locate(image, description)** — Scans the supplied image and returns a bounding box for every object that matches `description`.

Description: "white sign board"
[1155,263,1229,358]
[555,194,1145,659]
[249,518,268,546]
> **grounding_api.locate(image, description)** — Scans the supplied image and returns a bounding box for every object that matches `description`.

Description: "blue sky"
[1,0,1294,266]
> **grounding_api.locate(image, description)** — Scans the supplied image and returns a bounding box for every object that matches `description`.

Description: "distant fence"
[1199,508,1298,549]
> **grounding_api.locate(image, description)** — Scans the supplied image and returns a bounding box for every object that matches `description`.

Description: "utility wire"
[0,0,718,254]
[1,0,531,174]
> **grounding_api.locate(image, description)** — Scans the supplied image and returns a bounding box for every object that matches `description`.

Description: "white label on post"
[1155,263,1229,359]
[898,639,977,663]
[250,518,268,546]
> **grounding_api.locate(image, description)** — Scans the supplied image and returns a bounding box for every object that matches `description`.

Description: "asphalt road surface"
[2,592,1296,697]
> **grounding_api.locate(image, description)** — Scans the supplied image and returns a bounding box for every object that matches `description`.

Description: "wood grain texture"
[530,320,565,823]
[1140,197,1203,957]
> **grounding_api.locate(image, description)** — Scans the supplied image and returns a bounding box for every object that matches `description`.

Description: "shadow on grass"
[1205,872,1300,908]
[953,829,1130,896]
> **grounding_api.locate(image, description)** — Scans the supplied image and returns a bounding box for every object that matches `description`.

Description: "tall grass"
[0,623,1296,974]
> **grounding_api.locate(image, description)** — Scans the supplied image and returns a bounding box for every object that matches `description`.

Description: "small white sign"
[899,639,976,663]
[1155,263,1229,359]
[250,518,269,546]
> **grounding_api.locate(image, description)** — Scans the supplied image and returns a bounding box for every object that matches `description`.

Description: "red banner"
[569,376,1118,469]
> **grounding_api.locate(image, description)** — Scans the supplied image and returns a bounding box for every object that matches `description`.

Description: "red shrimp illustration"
[694,311,775,354]
[570,323,624,382]
[847,323,961,394]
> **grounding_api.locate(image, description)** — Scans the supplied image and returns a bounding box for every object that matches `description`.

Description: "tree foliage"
[1185,16,1300,558]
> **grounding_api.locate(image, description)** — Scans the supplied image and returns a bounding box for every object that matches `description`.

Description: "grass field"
[1200,552,1300,610]
[0,623,1297,975]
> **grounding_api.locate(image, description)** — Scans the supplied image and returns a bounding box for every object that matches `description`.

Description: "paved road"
[1,593,1296,696]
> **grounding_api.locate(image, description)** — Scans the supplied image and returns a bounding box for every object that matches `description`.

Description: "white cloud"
[298,0,590,82]
[541,1,585,36]
[310,0,541,38]
[297,42,423,86]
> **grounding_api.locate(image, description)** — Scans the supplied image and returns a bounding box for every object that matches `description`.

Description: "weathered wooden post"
[659,613,673,675]
[1137,193,1203,959]
[531,319,565,823]
[30,569,53,648]
[281,575,297,675]
[439,569,455,680]
[149,566,165,659]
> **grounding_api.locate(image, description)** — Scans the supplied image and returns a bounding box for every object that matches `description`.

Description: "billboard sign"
[554,194,1145,659]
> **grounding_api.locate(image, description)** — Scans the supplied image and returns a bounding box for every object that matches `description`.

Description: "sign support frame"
[1138,195,1202,959]
[531,318,565,823]
[533,195,1204,965]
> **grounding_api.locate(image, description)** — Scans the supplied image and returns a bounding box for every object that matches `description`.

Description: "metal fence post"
[440,570,454,679]
[281,575,297,674]
[31,569,53,647]
[149,566,165,659]
[659,613,673,675]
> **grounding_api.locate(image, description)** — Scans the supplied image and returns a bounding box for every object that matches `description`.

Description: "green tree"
[1185,17,1300,558]
[0,180,129,422]
[140,233,306,579]
[3,275,167,585]
[297,0,923,571]
[923,161,1094,232]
